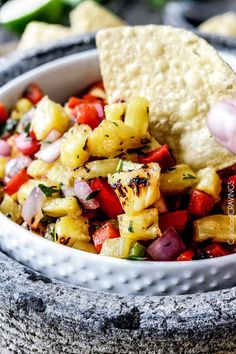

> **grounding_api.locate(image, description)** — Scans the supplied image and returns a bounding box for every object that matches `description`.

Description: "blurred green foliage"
[149,0,168,8]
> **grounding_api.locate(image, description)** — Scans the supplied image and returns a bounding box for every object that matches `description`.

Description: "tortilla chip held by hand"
[96,25,236,171]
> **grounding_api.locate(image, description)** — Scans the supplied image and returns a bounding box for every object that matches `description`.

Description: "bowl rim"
[0,48,236,270]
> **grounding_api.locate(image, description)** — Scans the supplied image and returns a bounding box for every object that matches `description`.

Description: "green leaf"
[183,173,196,180]
[0,118,18,136]
[38,184,61,197]
[116,159,124,173]
[128,221,134,233]
[24,122,31,136]
[141,145,151,150]
[86,190,100,201]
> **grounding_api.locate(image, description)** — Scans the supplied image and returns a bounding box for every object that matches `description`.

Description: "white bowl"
[0,49,236,296]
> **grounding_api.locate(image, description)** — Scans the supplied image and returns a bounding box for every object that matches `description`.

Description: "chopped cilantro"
[112,122,118,127]
[128,221,134,233]
[127,145,150,155]
[116,159,124,173]
[141,145,151,150]
[38,184,62,197]
[24,122,31,136]
[44,224,57,242]
[183,173,196,180]
[0,118,18,136]
[86,190,100,201]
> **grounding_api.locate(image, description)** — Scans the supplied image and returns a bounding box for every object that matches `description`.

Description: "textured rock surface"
[0,251,236,353]
[0,33,96,87]
[1,30,236,354]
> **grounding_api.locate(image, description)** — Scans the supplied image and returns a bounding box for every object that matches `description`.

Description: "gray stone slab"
[0,251,236,353]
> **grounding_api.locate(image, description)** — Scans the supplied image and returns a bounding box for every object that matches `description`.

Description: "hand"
[207,99,236,154]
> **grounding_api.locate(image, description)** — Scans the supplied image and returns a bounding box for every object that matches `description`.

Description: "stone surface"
[0,33,96,87]
[0,251,236,353]
[1,25,236,354]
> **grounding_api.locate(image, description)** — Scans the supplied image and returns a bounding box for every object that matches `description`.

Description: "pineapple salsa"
[0,82,236,262]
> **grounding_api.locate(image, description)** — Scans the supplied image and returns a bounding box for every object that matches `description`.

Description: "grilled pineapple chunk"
[89,87,106,100]
[43,197,82,217]
[125,97,149,136]
[73,240,97,253]
[15,98,33,115]
[74,158,119,181]
[47,161,74,186]
[118,208,161,241]
[60,125,91,169]
[0,194,22,223]
[105,102,126,121]
[195,167,221,201]
[27,160,54,178]
[194,215,236,243]
[87,120,142,158]
[31,96,70,140]
[101,237,134,259]
[0,157,6,180]
[160,164,197,195]
[55,215,90,246]
[108,162,160,215]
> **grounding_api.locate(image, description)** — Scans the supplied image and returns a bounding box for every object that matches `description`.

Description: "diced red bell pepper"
[82,94,103,103]
[67,97,84,109]
[223,175,236,192]
[15,133,40,156]
[139,144,175,171]
[188,190,215,218]
[3,169,30,196]
[90,178,123,219]
[92,222,120,252]
[0,102,8,124]
[68,96,103,110]
[82,209,97,220]
[204,242,230,258]
[177,249,195,261]
[159,210,188,233]
[23,83,44,105]
[75,103,104,130]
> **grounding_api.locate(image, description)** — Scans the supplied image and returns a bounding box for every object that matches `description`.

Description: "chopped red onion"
[0,139,11,157]
[95,103,104,120]
[147,227,186,261]
[61,185,75,197]
[35,138,62,163]
[74,181,100,210]
[5,156,32,179]
[22,186,45,228]
[45,129,62,143]
[16,108,35,133]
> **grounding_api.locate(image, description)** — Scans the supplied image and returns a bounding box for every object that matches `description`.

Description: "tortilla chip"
[18,22,73,51]
[199,12,236,37]
[70,0,126,34]
[96,25,236,171]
